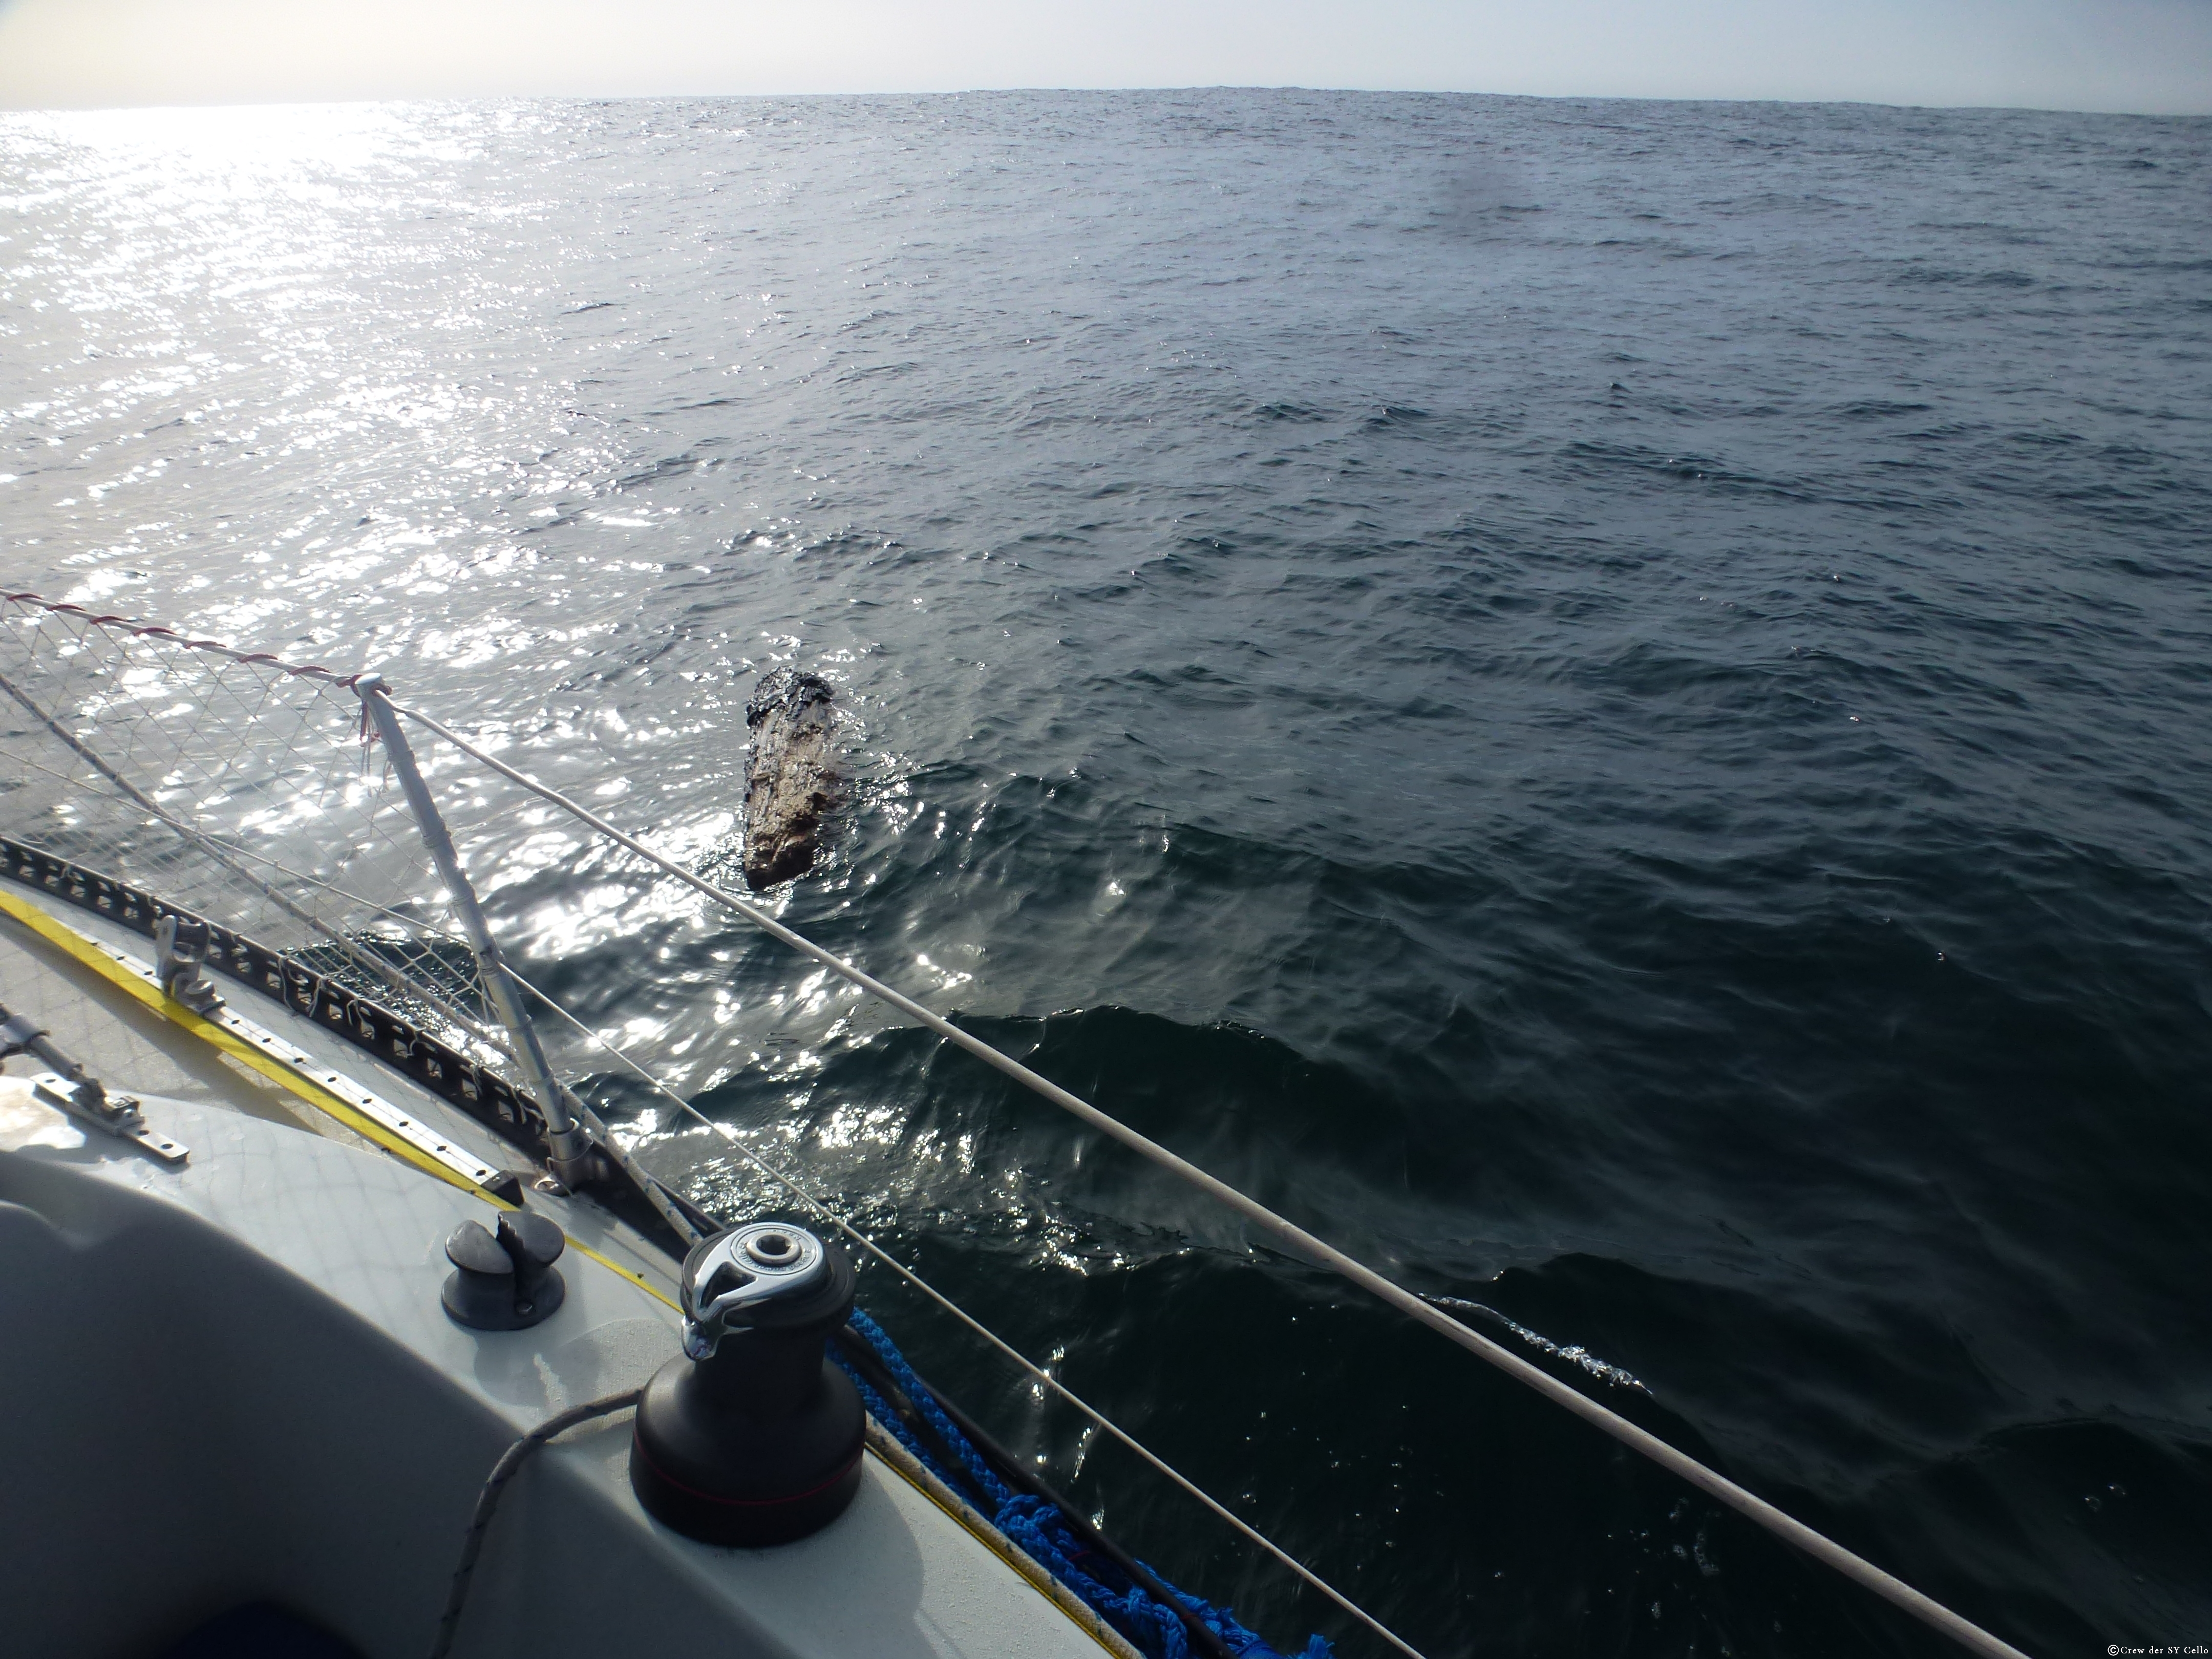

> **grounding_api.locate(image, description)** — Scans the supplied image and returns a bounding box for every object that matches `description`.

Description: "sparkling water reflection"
[5,90,2210,1657]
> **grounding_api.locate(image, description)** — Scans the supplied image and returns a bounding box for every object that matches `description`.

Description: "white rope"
[388,694,2034,1659]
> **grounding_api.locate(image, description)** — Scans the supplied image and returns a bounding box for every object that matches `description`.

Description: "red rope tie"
[2,591,371,689]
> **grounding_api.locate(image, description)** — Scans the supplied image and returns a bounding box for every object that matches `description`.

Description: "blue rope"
[837,1308,1332,1659]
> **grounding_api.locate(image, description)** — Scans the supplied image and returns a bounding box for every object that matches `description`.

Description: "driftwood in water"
[742,669,839,889]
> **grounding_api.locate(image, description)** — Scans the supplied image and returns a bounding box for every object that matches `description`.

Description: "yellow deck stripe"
[0,886,488,1189]
[862,1426,1136,1658]
[0,885,677,1308]
[2,887,1134,1644]
[573,1244,677,1308]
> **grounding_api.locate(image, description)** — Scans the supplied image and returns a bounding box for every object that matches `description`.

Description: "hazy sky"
[1,0,2208,114]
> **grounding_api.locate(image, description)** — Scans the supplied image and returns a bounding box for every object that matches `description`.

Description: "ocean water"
[4,90,2209,1656]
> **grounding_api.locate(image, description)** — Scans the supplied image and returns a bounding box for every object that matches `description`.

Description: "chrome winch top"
[680,1222,828,1359]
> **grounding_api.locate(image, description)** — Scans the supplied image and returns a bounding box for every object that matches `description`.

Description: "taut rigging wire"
[390,690,2035,1659]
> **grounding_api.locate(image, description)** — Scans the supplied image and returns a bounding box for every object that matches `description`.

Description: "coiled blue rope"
[837,1308,1331,1659]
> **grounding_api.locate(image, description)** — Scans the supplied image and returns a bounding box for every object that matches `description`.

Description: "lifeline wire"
[0,719,701,1243]
[0,696,518,1079]
[0,693,1384,1646]
[392,693,2035,1659]
[0,672,443,1024]
[499,939,1420,1658]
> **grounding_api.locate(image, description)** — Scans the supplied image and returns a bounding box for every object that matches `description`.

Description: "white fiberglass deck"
[0,897,1112,1659]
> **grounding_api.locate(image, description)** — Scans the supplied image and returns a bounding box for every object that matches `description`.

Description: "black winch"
[629,1221,864,1546]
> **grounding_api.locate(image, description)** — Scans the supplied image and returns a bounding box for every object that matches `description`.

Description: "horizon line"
[5,83,2208,121]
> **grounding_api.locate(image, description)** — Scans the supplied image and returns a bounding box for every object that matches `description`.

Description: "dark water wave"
[5,89,2210,1656]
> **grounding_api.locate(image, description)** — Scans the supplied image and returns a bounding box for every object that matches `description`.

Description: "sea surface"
[4,90,2209,1656]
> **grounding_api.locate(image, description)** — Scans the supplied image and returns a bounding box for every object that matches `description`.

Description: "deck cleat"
[629,1221,864,1546]
[439,1210,567,1330]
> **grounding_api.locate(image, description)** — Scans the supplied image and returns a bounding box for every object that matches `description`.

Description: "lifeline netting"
[0,596,496,1048]
[0,593,1378,1657]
